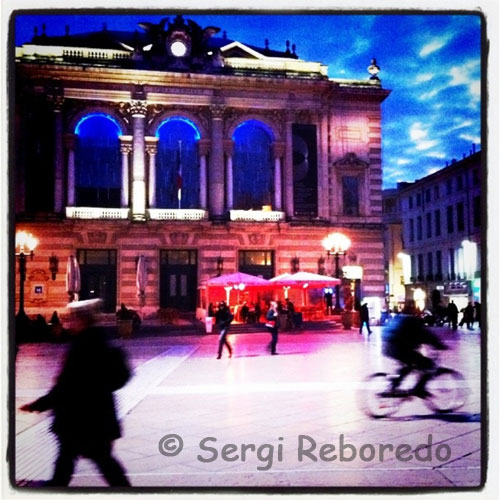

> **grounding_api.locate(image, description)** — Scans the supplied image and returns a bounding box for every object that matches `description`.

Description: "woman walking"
[215,301,233,359]
[265,301,280,355]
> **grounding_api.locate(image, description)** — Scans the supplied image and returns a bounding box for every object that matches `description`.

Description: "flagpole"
[177,140,183,209]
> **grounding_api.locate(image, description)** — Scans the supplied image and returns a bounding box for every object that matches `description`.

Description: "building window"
[446,179,452,195]
[409,218,415,242]
[427,252,433,279]
[234,120,274,210]
[417,254,424,281]
[417,216,422,240]
[425,189,431,203]
[436,250,442,278]
[473,195,481,227]
[342,176,360,216]
[409,196,413,209]
[156,117,200,209]
[239,250,274,279]
[416,193,422,207]
[472,168,479,186]
[434,185,440,199]
[75,114,122,208]
[448,248,455,278]
[426,212,432,238]
[434,209,441,237]
[456,174,464,191]
[457,201,465,231]
[447,205,454,233]
[410,254,416,280]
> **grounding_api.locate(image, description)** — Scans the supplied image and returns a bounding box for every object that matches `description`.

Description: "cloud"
[459,133,481,144]
[397,158,411,165]
[415,73,434,83]
[419,87,442,100]
[409,122,427,141]
[425,152,446,159]
[448,59,480,102]
[427,167,441,175]
[415,140,439,151]
[419,35,451,57]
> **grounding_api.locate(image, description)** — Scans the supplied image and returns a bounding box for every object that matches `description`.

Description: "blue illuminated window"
[74,114,122,207]
[156,117,200,209]
[233,120,273,210]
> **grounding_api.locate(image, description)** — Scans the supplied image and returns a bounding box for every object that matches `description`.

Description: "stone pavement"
[14,325,483,489]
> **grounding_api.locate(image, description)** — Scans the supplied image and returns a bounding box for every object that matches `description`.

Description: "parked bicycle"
[360,351,467,418]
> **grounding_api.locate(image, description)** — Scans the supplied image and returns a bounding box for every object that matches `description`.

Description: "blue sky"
[13,12,483,188]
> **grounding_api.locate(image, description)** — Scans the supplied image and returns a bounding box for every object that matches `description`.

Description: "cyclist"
[383,301,447,398]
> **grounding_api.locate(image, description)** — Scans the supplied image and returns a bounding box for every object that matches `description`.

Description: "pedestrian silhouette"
[447,300,459,331]
[265,301,279,355]
[20,299,131,487]
[215,301,233,359]
[359,302,372,335]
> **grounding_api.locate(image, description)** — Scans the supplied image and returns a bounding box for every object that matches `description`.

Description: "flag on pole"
[176,140,182,209]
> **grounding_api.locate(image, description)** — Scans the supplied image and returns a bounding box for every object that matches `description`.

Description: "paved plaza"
[14,325,482,489]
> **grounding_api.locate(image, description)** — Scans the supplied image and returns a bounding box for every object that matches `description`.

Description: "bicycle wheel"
[424,368,467,413]
[360,373,402,418]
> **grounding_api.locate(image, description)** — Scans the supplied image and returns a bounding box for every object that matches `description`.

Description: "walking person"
[474,302,481,329]
[463,302,475,330]
[215,301,233,359]
[447,300,459,331]
[20,299,131,487]
[265,301,279,355]
[359,302,372,335]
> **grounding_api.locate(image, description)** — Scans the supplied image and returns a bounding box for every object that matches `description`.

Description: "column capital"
[210,104,226,119]
[198,138,211,156]
[272,141,286,158]
[145,136,159,155]
[119,135,133,154]
[130,100,148,117]
[223,139,234,156]
[63,133,76,150]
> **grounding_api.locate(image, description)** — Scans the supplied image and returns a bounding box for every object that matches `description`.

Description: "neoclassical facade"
[14,15,390,315]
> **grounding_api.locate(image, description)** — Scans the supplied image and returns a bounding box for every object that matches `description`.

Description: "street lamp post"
[15,231,38,319]
[322,232,351,312]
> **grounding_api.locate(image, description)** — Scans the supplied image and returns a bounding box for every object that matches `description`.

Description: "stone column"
[198,139,210,210]
[272,141,285,211]
[64,134,76,206]
[130,100,147,220]
[284,110,295,218]
[119,135,133,208]
[209,104,225,217]
[51,96,65,213]
[224,139,234,210]
[145,136,159,208]
[318,110,329,219]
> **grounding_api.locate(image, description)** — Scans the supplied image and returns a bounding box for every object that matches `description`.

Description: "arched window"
[233,120,273,210]
[75,114,121,207]
[156,117,200,209]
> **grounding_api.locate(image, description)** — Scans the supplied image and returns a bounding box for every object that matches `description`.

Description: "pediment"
[220,41,264,60]
[332,152,369,169]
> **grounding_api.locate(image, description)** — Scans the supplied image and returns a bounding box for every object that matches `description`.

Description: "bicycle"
[360,352,467,418]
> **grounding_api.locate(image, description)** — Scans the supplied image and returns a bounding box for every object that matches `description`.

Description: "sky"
[12,12,483,188]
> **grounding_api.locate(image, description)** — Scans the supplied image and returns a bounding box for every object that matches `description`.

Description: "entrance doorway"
[77,249,117,313]
[159,250,197,311]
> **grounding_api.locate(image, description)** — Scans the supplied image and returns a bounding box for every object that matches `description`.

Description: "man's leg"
[46,439,77,486]
[217,329,226,358]
[271,329,278,354]
[90,442,130,487]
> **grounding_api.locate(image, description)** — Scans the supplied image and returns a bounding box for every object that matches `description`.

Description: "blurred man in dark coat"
[21,299,131,487]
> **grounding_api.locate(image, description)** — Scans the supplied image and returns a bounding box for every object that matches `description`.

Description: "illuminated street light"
[15,231,38,318]
[322,232,351,311]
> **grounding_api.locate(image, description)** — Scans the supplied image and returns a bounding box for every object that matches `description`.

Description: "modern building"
[13,15,390,318]
[383,150,482,312]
